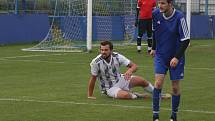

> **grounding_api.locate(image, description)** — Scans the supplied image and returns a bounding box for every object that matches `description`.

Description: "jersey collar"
[163,8,176,20]
[103,54,113,65]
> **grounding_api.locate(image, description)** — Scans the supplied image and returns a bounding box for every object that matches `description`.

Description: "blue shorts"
[154,56,185,80]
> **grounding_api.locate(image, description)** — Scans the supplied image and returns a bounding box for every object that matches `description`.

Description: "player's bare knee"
[154,81,163,89]
[141,79,149,87]
[117,91,131,99]
[144,81,149,87]
[122,93,131,98]
[172,87,180,95]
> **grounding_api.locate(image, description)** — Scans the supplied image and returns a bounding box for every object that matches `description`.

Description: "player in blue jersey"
[150,0,190,121]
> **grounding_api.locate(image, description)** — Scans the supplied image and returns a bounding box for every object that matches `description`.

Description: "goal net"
[22,0,137,52]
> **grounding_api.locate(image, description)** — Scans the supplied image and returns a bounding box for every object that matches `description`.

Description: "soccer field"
[0,40,214,121]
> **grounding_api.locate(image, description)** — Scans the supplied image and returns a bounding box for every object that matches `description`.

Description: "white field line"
[198,44,213,47]
[0,98,214,114]
[0,54,65,64]
[185,67,215,71]
[1,59,65,64]
[0,53,65,59]
[138,65,215,71]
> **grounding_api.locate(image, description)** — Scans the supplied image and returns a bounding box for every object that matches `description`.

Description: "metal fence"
[174,0,215,15]
[0,0,55,14]
[0,0,215,15]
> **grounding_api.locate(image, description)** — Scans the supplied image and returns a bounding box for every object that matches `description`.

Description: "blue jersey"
[152,8,190,62]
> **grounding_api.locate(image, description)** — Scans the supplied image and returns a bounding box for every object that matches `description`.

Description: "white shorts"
[106,75,132,98]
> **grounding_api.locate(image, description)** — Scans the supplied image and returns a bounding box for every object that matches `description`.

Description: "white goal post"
[87,0,93,52]
[186,0,191,37]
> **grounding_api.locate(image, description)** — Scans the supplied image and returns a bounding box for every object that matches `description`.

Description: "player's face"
[100,45,112,59]
[158,0,171,13]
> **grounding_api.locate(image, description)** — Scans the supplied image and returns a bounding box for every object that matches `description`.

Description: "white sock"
[144,83,154,93]
[130,93,137,99]
[137,46,142,50]
[148,37,152,39]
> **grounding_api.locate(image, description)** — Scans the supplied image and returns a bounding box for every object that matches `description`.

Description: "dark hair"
[167,0,173,3]
[100,41,113,50]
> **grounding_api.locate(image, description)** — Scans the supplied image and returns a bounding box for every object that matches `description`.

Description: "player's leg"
[146,19,153,53]
[153,56,168,121]
[107,87,137,99]
[106,77,138,99]
[136,19,145,53]
[169,59,184,121]
[129,76,171,99]
[153,74,165,121]
[129,76,154,93]
[117,90,138,99]
[170,80,180,121]
[109,75,153,99]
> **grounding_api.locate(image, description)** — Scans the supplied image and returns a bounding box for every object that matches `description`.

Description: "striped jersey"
[90,52,130,92]
[152,8,190,61]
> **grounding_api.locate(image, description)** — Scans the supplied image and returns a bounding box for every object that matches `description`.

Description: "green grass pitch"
[0,40,214,121]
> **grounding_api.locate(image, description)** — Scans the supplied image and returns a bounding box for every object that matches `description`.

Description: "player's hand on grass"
[170,57,179,68]
[88,96,96,100]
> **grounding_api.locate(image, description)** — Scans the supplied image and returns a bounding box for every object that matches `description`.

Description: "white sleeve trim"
[180,17,190,41]
[181,37,190,41]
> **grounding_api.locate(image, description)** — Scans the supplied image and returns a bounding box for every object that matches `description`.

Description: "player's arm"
[135,7,140,20]
[175,39,190,59]
[170,17,190,67]
[150,39,156,57]
[170,39,190,68]
[87,75,97,99]
[175,16,190,59]
[135,4,140,27]
[150,12,156,57]
[151,32,156,51]
[124,62,137,80]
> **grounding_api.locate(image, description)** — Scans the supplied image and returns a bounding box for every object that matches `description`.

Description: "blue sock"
[153,88,161,118]
[171,95,180,118]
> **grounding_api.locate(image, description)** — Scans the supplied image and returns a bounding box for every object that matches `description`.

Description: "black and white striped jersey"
[90,52,130,92]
